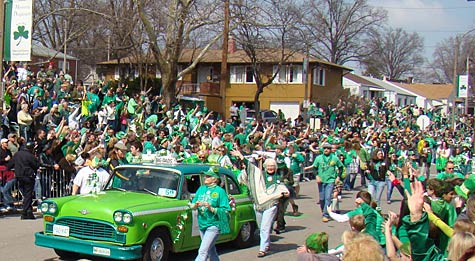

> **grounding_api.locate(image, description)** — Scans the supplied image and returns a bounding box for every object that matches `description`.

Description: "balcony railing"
[177,82,220,96]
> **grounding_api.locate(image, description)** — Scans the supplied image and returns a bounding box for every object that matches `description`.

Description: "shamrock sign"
[13,25,29,46]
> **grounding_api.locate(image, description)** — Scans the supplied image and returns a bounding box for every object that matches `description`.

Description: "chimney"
[407,77,413,84]
[227,36,236,54]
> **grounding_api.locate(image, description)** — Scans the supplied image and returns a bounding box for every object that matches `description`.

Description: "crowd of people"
[2,60,475,260]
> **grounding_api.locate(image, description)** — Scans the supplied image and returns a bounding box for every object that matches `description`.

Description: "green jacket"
[402,213,445,261]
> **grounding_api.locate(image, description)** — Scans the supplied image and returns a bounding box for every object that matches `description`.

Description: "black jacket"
[0,147,12,166]
[8,147,40,178]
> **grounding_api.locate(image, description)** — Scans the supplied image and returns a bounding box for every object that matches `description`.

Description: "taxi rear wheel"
[54,249,80,259]
[233,221,256,248]
[143,229,171,261]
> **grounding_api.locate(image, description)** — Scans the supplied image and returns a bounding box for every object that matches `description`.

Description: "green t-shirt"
[127,98,138,115]
[191,185,231,231]
[312,153,344,183]
[436,171,464,180]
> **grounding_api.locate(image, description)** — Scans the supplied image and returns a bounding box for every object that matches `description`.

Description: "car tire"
[54,249,80,259]
[143,228,171,261]
[233,221,256,248]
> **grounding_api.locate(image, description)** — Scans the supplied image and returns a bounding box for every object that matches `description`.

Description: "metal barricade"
[0,168,72,207]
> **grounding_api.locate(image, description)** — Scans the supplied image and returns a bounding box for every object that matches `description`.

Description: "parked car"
[35,163,256,261]
[245,109,278,123]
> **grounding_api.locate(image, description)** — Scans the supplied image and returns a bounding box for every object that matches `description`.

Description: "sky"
[367,0,475,58]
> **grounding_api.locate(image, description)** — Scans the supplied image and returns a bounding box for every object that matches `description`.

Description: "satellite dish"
[416,115,431,130]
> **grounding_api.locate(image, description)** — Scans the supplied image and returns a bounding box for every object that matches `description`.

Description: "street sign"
[416,115,431,130]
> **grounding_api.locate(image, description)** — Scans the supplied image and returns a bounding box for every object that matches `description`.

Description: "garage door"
[270,102,300,121]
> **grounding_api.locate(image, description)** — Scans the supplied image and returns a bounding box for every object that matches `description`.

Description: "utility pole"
[0,0,5,109]
[63,19,67,73]
[220,0,229,118]
[453,36,459,133]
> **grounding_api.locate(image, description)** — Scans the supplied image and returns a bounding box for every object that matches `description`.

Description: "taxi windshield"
[107,167,180,198]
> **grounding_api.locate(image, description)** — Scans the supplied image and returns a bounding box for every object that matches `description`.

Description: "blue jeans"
[368,180,386,206]
[317,182,334,218]
[195,225,220,261]
[385,177,394,202]
[255,205,277,252]
[1,178,16,206]
[35,176,42,200]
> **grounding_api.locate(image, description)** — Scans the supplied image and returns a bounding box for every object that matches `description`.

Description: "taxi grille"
[47,218,126,243]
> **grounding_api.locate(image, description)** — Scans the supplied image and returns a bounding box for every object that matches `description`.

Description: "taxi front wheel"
[143,229,171,261]
[233,221,256,248]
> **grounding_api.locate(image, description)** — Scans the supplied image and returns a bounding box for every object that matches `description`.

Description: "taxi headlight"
[122,213,133,224]
[49,203,57,214]
[40,202,49,213]
[113,210,133,225]
[114,212,123,222]
[40,201,58,215]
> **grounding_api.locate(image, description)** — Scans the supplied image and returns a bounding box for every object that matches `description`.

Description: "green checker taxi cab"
[35,163,256,260]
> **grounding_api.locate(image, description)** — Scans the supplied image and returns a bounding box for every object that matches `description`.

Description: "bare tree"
[231,0,303,113]
[360,27,424,80]
[136,0,224,107]
[431,33,475,83]
[302,0,386,65]
[33,0,141,81]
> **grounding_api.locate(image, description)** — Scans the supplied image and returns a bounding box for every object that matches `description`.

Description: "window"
[273,65,303,83]
[183,174,202,195]
[230,66,254,83]
[114,66,120,80]
[225,176,241,195]
[58,61,69,72]
[245,67,254,83]
[313,67,325,86]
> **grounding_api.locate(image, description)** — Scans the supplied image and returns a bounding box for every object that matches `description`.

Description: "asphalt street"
[0,177,404,260]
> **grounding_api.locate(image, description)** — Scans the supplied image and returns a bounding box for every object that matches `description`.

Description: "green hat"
[408,151,415,156]
[116,131,126,139]
[305,232,328,253]
[455,174,475,199]
[201,166,220,179]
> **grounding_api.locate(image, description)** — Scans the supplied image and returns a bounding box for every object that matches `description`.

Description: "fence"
[0,168,72,207]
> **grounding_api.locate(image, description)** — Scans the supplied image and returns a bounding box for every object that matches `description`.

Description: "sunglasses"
[447,168,454,170]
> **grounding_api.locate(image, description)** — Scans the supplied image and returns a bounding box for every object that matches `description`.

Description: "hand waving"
[405,180,424,222]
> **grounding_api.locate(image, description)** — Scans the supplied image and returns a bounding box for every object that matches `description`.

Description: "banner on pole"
[4,0,33,61]
[458,75,468,98]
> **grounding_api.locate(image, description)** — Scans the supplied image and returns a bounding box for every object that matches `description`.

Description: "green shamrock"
[13,25,29,46]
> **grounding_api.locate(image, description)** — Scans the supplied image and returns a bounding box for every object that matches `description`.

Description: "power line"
[373,6,475,10]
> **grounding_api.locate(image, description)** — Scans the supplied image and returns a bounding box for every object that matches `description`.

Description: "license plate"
[93,247,111,256]
[52,224,70,237]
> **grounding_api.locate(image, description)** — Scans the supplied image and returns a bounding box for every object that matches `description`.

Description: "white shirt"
[17,67,28,81]
[73,166,110,195]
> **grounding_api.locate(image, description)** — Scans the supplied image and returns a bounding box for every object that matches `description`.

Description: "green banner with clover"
[3,0,33,61]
